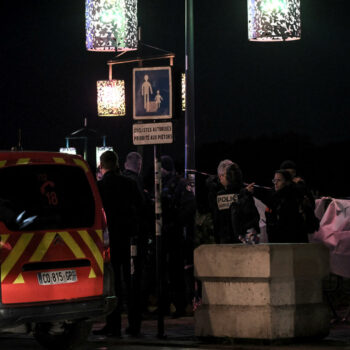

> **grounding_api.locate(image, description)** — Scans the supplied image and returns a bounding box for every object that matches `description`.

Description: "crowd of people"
[94,149,320,337]
[94,149,196,337]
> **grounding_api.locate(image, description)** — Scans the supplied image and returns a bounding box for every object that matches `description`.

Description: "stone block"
[202,278,324,306]
[194,244,329,279]
[195,303,329,339]
[194,243,330,340]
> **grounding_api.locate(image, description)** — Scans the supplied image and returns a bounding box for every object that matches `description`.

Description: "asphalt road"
[0,333,196,350]
[2,317,350,350]
[2,333,350,350]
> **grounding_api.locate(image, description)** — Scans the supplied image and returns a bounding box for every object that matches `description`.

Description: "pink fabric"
[311,198,350,277]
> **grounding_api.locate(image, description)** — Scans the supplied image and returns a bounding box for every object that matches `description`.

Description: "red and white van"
[0,151,116,349]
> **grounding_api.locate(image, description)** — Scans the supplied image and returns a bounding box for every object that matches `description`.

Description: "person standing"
[279,160,319,235]
[160,155,196,317]
[266,169,308,243]
[206,160,232,242]
[208,160,260,244]
[122,151,154,317]
[94,150,142,337]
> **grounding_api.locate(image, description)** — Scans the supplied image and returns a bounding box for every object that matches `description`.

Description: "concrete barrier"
[194,244,330,340]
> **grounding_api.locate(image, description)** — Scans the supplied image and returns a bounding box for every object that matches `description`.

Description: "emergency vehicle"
[0,151,116,349]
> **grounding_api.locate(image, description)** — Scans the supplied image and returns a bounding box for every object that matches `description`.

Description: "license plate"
[37,270,78,285]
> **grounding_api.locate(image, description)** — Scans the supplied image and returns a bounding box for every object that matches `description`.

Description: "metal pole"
[154,145,164,338]
[84,137,88,161]
[17,129,23,150]
[185,0,196,192]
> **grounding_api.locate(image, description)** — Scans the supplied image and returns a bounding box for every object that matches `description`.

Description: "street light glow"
[97,80,126,116]
[100,8,120,23]
[86,0,138,51]
[248,0,301,41]
[181,73,186,111]
[261,0,287,13]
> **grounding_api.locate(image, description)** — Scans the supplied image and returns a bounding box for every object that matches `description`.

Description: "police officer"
[208,160,260,244]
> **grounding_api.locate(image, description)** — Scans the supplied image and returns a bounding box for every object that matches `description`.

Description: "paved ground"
[92,315,197,348]
[2,310,350,349]
[90,311,350,349]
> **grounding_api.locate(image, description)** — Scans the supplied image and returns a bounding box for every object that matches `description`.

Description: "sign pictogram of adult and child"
[133,67,172,120]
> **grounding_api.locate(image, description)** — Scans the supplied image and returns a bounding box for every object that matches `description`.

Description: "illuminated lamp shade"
[86,0,138,51]
[97,80,126,116]
[181,73,186,112]
[248,0,301,42]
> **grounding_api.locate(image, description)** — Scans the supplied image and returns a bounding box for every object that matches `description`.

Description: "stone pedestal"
[194,244,330,340]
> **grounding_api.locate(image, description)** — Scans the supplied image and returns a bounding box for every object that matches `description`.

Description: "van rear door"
[0,156,104,304]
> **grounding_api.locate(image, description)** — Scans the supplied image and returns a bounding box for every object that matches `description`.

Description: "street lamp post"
[185,0,196,191]
[184,0,301,186]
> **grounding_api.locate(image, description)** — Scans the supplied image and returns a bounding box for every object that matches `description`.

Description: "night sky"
[1,0,349,197]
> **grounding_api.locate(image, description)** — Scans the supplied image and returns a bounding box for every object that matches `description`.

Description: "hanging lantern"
[248,0,301,42]
[97,80,126,116]
[181,73,186,112]
[86,0,138,51]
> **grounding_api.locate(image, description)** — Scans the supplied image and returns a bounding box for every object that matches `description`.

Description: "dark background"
[1,0,349,198]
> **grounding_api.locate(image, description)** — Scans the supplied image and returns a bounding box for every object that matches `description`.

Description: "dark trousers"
[107,254,141,334]
[163,232,187,315]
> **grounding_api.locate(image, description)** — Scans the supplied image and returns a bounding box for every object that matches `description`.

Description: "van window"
[0,164,95,230]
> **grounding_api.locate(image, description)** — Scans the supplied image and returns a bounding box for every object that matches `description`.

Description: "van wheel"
[33,320,92,349]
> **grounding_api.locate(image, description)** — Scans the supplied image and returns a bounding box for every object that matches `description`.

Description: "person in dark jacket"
[279,160,319,234]
[160,155,196,317]
[95,150,143,337]
[122,151,155,316]
[265,169,308,243]
[208,160,260,244]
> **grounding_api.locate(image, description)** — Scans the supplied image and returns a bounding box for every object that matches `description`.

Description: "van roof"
[0,151,89,173]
